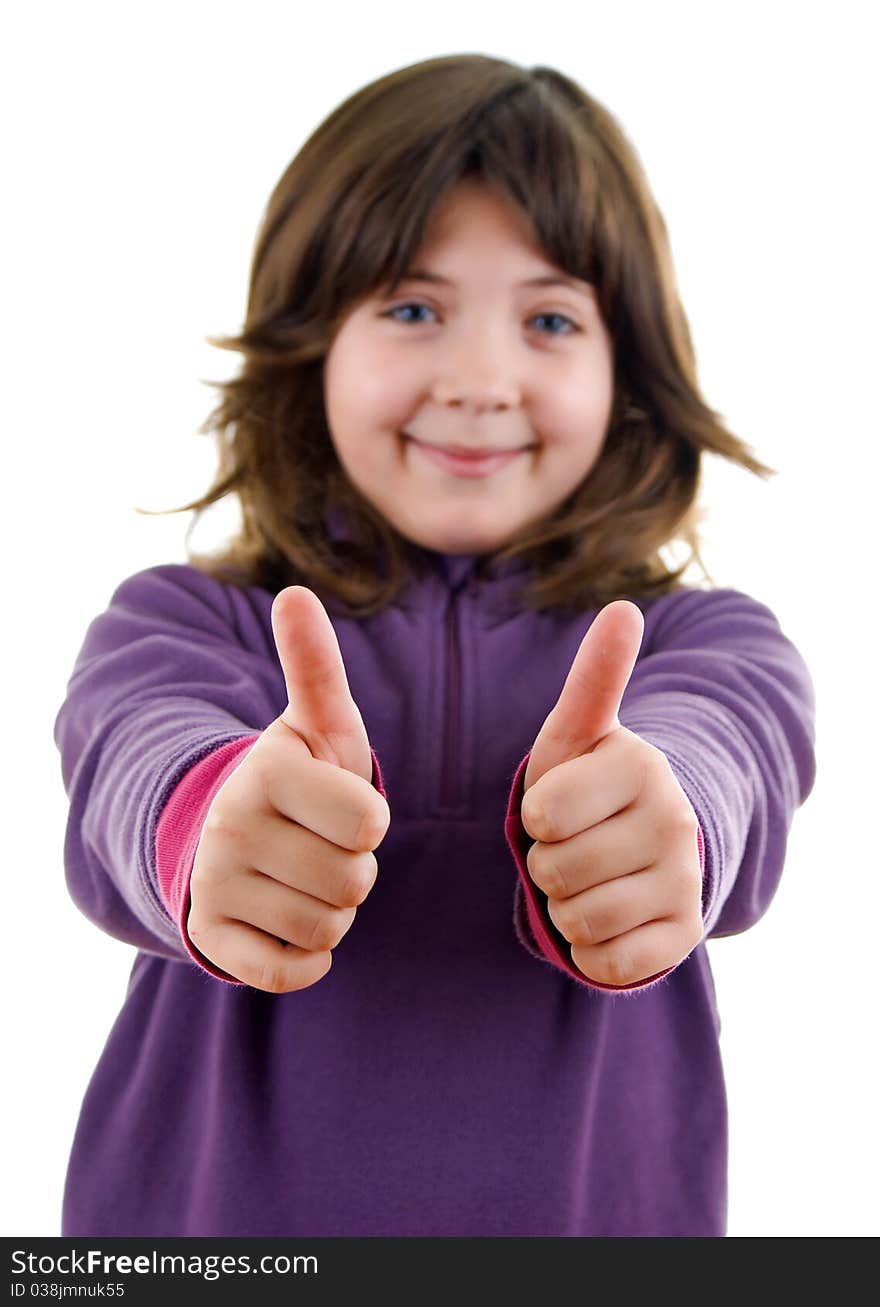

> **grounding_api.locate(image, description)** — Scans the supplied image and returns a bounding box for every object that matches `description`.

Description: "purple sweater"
[53,543,816,1236]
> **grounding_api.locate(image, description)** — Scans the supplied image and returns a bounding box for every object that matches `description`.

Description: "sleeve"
[53,564,292,965]
[504,586,817,994]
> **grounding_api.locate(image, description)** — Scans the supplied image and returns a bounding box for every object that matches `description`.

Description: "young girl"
[54,53,816,1238]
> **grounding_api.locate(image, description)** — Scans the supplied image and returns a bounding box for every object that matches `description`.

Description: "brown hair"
[142,53,774,617]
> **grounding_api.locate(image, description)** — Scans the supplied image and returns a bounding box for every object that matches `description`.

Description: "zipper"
[439,592,462,809]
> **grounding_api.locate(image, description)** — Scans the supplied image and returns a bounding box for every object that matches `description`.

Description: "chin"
[411,526,505,556]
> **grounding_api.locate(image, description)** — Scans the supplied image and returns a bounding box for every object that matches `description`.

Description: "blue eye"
[382,302,580,334]
[384,302,437,325]
[531,312,578,335]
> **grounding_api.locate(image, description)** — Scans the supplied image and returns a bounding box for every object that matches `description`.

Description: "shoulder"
[635,582,778,620]
[107,560,266,605]
[91,562,277,651]
[633,584,787,651]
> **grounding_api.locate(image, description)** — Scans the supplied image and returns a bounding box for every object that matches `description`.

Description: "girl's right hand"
[187,585,390,993]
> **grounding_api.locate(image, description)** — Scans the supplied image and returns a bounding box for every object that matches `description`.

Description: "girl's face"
[323,178,615,555]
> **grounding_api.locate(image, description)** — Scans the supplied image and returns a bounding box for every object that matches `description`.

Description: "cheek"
[540,378,612,452]
[336,344,417,438]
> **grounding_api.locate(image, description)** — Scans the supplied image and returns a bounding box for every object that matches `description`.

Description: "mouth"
[403,434,535,479]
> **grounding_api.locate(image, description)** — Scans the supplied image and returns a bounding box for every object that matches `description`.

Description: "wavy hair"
[142,53,774,616]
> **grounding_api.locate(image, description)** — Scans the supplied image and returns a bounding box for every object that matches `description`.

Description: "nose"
[430,338,521,414]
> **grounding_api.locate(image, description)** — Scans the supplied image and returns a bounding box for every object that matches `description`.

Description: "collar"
[322,501,534,612]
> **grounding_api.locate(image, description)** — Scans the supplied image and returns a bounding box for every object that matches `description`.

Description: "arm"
[53,564,288,964]
[504,586,817,990]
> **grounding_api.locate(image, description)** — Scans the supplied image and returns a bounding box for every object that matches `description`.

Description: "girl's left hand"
[521,601,704,987]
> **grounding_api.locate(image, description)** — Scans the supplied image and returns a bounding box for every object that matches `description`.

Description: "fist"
[522,601,704,987]
[187,586,390,993]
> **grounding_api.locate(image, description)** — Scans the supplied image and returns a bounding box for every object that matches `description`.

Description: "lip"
[405,435,534,479]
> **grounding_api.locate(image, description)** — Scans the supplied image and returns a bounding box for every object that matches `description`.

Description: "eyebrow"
[394,268,594,296]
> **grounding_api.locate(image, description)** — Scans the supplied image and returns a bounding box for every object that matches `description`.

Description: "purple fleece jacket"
[53,534,816,1236]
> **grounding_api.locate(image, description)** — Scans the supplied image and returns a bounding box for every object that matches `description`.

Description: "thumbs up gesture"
[187,586,390,993]
[521,601,704,987]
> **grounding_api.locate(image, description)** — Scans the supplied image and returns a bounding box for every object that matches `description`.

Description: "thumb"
[271,585,373,783]
[523,600,644,793]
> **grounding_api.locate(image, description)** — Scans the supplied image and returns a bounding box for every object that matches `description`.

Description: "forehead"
[418,178,542,254]
[398,180,594,298]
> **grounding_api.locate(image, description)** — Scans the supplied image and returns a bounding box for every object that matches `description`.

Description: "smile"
[405,435,532,480]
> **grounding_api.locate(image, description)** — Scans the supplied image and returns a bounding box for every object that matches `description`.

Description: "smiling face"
[322,178,615,555]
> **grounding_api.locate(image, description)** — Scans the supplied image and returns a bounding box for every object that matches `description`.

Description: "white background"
[3,0,878,1238]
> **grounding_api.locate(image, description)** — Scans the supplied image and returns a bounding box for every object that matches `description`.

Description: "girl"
[54,53,816,1237]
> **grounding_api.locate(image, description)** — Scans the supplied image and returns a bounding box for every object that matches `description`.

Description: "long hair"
[142,53,774,616]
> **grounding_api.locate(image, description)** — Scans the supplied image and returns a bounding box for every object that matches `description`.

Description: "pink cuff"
[155,735,388,985]
[156,736,261,983]
[504,752,706,993]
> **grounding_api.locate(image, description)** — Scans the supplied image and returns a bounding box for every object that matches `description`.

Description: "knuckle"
[561,895,598,946]
[284,950,333,992]
[546,894,564,934]
[522,789,551,842]
[687,912,705,951]
[666,799,697,842]
[552,899,585,945]
[373,795,392,841]
[341,853,377,907]
[639,743,667,786]
[572,944,600,982]
[201,805,247,851]
[240,746,275,807]
[247,729,305,809]
[185,909,210,948]
[671,857,702,904]
[539,818,557,845]
[352,806,374,852]
[305,915,333,952]
[306,907,350,952]
[526,844,564,898]
[190,845,238,899]
[601,945,636,988]
[255,959,289,995]
[355,798,390,851]
[573,905,596,947]
[530,807,555,844]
